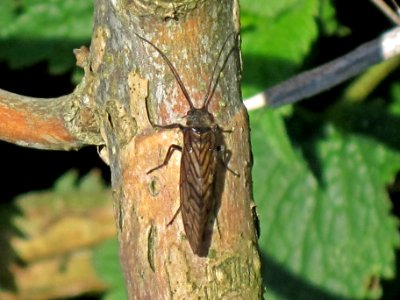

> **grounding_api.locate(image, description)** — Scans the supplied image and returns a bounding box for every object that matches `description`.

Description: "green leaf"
[53,169,79,192]
[251,108,400,299]
[317,0,344,36]
[24,169,112,212]
[0,0,92,73]
[240,0,320,98]
[0,0,15,29]
[93,239,127,300]
[389,83,400,115]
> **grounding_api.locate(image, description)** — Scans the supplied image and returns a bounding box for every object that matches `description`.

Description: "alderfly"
[135,32,236,256]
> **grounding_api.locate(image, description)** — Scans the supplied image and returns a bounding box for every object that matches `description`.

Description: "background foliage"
[1,0,400,299]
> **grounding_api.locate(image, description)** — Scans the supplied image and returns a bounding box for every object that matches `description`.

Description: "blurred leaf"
[240,0,321,97]
[54,169,79,192]
[0,170,114,299]
[342,56,400,104]
[93,239,127,300]
[0,0,15,28]
[318,0,345,36]
[389,83,400,115]
[0,0,92,74]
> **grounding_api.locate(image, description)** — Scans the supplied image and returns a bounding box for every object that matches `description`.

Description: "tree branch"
[244,26,400,110]
[0,47,103,150]
[371,0,400,25]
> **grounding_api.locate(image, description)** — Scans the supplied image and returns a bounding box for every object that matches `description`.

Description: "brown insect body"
[180,110,218,255]
[135,32,234,255]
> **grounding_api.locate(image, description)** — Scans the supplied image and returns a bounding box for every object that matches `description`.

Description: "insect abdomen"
[180,128,217,255]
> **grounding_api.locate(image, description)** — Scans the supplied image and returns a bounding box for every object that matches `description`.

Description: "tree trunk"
[0,0,261,298]
[90,0,261,298]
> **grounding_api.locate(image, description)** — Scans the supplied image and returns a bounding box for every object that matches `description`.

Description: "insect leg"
[147,144,182,174]
[166,205,181,227]
[216,145,240,177]
[153,123,184,130]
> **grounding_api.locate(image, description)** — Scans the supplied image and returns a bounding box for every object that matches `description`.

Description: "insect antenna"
[134,32,195,109]
[202,32,238,109]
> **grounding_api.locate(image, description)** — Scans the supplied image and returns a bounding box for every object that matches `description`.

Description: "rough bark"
[91,0,261,298]
[0,88,100,150]
[0,46,103,150]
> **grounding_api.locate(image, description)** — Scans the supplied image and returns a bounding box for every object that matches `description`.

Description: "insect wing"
[180,128,217,255]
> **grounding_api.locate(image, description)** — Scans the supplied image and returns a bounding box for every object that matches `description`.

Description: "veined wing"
[180,128,217,255]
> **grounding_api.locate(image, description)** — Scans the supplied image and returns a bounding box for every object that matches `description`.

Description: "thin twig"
[244,26,400,110]
[371,0,400,25]
[392,0,400,15]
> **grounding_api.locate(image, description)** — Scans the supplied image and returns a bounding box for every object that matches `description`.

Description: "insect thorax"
[186,107,215,128]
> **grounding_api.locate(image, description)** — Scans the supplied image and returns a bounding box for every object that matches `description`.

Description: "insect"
[135,32,237,256]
